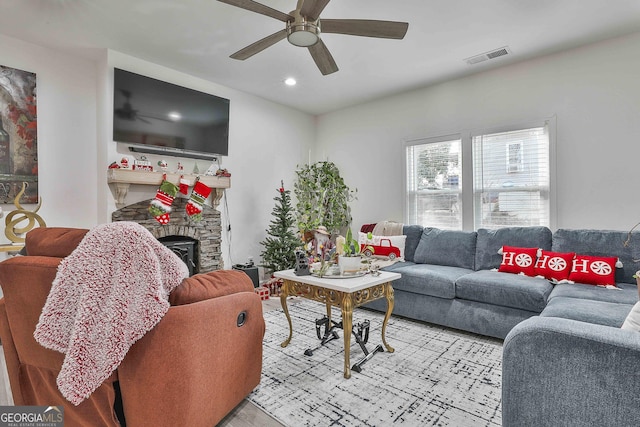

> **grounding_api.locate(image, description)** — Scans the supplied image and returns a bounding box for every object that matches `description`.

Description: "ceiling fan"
[217,0,409,75]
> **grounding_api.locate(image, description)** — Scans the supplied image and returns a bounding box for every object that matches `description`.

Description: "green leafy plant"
[339,228,374,257]
[341,228,360,256]
[294,161,356,237]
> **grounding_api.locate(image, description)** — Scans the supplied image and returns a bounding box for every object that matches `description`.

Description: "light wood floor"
[0,297,287,427]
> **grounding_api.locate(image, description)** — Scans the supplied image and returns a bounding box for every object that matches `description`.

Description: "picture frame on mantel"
[0,65,38,204]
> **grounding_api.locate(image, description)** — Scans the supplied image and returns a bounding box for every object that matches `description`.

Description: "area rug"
[249,299,503,426]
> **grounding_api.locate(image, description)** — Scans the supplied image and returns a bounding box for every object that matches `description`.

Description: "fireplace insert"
[158,235,198,276]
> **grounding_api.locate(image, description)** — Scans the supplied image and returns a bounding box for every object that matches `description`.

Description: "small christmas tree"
[260,181,300,273]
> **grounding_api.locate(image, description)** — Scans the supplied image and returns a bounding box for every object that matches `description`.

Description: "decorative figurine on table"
[157,159,168,172]
[312,226,331,257]
[120,157,130,169]
[294,250,310,276]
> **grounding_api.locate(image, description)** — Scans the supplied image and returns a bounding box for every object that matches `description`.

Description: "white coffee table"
[273,269,401,379]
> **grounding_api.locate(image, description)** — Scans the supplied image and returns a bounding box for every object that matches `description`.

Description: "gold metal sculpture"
[0,182,45,251]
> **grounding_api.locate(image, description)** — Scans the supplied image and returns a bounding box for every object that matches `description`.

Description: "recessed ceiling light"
[284,77,297,86]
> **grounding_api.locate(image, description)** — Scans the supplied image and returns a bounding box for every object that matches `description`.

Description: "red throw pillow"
[568,255,618,286]
[535,250,575,282]
[498,246,539,276]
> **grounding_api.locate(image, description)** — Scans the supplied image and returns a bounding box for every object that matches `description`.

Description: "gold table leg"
[381,282,395,353]
[341,293,353,379]
[280,280,293,348]
[276,276,394,378]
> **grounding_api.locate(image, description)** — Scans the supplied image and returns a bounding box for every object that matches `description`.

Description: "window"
[506,141,524,173]
[404,119,554,230]
[473,126,550,229]
[405,137,462,229]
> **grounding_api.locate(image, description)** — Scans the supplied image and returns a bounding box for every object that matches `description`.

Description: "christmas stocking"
[149,179,179,224]
[179,176,191,195]
[186,180,212,221]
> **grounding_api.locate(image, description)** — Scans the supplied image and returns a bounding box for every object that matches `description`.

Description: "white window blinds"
[406,138,462,229]
[472,125,550,229]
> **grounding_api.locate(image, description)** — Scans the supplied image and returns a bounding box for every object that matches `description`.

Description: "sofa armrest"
[503,316,640,427]
[0,299,19,404]
[117,291,265,427]
[169,269,255,305]
[0,256,68,371]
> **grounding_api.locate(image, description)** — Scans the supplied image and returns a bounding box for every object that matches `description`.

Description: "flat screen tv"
[113,68,229,160]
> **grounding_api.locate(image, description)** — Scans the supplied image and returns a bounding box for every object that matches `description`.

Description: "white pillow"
[358,232,406,261]
[621,301,640,332]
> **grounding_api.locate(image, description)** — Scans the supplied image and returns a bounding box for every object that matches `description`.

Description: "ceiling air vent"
[465,46,511,65]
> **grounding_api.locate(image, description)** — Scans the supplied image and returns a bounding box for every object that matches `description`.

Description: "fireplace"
[112,197,223,273]
[159,235,198,276]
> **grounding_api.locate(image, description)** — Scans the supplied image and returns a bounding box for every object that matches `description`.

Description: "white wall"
[316,31,640,232]
[0,34,98,234]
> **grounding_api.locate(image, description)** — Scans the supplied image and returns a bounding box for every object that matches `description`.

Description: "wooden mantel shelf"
[107,169,230,208]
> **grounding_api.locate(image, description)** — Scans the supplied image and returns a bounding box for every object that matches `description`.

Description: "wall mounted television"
[113,68,230,160]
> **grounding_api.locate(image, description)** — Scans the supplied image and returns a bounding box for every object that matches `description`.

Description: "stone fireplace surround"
[108,169,229,274]
[112,197,223,273]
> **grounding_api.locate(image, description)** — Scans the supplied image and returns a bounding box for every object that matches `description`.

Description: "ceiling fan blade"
[321,19,408,39]
[308,39,338,75]
[230,29,287,60]
[217,0,293,22]
[299,0,331,21]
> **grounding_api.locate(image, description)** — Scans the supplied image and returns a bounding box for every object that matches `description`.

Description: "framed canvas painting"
[0,65,38,204]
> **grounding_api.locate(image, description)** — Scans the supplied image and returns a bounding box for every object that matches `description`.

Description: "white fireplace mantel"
[107,169,230,208]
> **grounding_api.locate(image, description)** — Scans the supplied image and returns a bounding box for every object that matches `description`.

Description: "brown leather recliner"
[0,227,265,426]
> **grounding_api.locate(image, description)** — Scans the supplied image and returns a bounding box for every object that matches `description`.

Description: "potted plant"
[294,161,356,240]
[337,228,372,275]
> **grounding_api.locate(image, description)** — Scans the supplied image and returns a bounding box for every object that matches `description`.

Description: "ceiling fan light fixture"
[287,21,319,47]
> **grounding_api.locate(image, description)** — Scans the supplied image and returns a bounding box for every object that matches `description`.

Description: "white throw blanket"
[372,221,404,236]
[34,222,189,405]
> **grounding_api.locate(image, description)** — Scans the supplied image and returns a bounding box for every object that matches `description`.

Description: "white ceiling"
[1,1,640,115]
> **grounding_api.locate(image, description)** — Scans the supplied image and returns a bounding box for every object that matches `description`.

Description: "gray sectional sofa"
[365,225,640,426]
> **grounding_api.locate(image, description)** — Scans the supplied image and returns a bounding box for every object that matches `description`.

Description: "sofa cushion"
[455,270,553,313]
[358,232,406,261]
[552,229,640,284]
[475,226,552,271]
[413,227,477,269]
[540,296,632,328]
[534,250,575,282]
[381,260,416,272]
[568,254,619,287]
[402,225,424,263]
[384,263,472,299]
[498,246,539,276]
[548,282,639,305]
[622,302,640,331]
